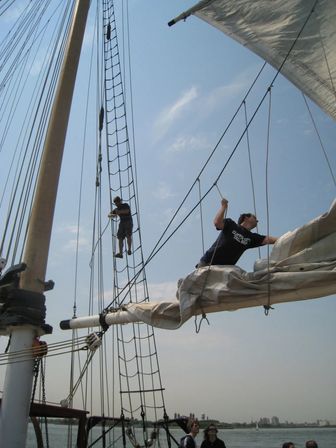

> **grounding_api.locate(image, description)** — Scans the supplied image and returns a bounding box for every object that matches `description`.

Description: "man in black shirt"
[108,196,133,258]
[197,198,277,267]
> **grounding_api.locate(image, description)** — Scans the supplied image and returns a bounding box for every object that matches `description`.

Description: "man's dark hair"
[305,441,318,448]
[282,443,295,448]
[238,213,252,225]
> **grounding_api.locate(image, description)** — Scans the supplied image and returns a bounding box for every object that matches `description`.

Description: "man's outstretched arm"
[262,235,278,245]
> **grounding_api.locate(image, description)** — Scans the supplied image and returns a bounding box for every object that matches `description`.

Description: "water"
[26,425,336,447]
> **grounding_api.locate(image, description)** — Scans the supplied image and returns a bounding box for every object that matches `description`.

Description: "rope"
[0,0,76,263]
[197,179,205,255]
[243,101,261,259]
[0,336,89,366]
[194,195,228,333]
[264,88,273,314]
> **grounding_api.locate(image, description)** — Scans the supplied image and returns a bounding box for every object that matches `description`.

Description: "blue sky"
[0,0,335,425]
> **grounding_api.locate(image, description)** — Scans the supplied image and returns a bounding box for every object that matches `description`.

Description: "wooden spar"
[20,0,90,294]
[0,1,91,446]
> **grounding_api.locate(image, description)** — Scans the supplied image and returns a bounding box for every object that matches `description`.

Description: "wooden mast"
[0,0,91,445]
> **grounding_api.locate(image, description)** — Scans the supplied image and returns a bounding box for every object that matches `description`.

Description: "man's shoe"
[127,250,132,255]
[115,253,123,258]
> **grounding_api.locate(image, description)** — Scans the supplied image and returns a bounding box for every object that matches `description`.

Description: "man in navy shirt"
[197,198,277,267]
[109,196,133,258]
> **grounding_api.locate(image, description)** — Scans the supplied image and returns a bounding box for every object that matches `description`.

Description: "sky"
[0,0,336,426]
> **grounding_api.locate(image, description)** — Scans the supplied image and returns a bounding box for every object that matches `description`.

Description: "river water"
[26,425,336,447]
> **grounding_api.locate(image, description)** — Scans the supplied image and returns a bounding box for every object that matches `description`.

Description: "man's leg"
[115,238,124,258]
[126,235,132,255]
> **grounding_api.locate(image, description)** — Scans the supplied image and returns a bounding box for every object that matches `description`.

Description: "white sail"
[171,0,336,120]
[62,200,336,331]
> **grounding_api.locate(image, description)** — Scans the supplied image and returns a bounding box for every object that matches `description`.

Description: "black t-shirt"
[200,438,226,448]
[116,203,132,223]
[200,218,265,265]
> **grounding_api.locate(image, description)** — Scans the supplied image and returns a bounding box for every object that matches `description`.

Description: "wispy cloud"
[167,135,209,154]
[154,86,198,139]
[203,76,248,112]
[56,224,90,252]
[148,281,177,301]
[152,182,176,200]
[154,71,251,145]
[63,236,90,252]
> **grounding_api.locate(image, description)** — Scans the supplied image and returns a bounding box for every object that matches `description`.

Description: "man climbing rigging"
[196,197,277,268]
[108,196,133,258]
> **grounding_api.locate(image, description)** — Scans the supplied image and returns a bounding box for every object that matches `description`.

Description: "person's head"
[238,213,258,230]
[187,418,199,436]
[305,441,318,448]
[204,424,218,441]
[113,196,122,206]
[282,443,295,448]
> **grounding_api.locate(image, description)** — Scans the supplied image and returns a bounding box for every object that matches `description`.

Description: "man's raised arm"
[213,198,228,230]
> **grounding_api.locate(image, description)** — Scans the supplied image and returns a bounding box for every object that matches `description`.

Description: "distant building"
[317,419,330,427]
[271,416,280,426]
[259,417,270,426]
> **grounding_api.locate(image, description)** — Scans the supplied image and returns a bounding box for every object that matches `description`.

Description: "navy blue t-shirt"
[200,218,265,265]
[116,203,132,223]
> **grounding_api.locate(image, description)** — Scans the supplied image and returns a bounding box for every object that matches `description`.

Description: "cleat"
[115,253,123,258]
[127,250,132,255]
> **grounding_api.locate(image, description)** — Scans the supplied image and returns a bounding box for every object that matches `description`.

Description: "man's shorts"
[117,221,133,239]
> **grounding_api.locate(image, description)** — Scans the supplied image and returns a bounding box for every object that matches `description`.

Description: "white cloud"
[167,135,209,153]
[62,236,90,252]
[204,76,248,112]
[152,182,175,200]
[147,281,177,301]
[154,86,198,139]
[55,224,90,252]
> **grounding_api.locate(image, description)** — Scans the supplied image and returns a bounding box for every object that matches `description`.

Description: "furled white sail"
[62,200,336,331]
[170,0,336,121]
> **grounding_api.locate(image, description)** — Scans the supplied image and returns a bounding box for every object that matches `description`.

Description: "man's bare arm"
[262,236,278,245]
[213,198,228,229]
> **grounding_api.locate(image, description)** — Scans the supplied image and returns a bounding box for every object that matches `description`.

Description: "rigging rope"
[264,88,273,315]
[243,101,261,259]
[197,179,205,255]
[194,194,227,333]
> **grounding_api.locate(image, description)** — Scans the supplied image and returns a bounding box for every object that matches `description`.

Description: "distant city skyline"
[172,413,335,427]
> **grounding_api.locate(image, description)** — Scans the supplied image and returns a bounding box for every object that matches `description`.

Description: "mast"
[0,0,91,446]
